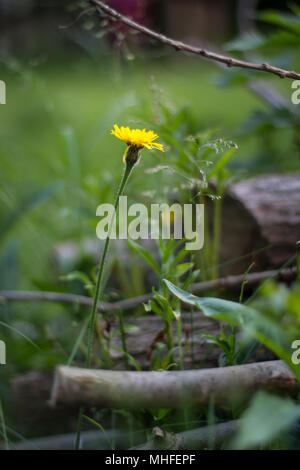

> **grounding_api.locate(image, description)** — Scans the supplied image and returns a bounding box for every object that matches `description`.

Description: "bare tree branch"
[1,420,239,450]
[89,0,300,80]
[0,266,296,314]
[0,266,296,313]
[132,420,239,450]
[0,430,122,451]
[50,360,299,409]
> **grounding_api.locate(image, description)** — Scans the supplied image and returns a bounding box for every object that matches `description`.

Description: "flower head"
[111,124,164,163]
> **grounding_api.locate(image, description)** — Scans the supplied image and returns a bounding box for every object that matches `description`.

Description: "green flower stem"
[161,274,175,365]
[297,240,300,282]
[75,153,136,450]
[86,162,133,367]
[0,399,9,450]
[165,319,174,360]
[176,316,184,370]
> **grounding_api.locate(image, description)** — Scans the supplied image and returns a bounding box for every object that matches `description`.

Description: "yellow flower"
[111,124,164,163]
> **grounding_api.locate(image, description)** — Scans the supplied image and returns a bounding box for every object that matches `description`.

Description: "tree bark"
[206,173,300,274]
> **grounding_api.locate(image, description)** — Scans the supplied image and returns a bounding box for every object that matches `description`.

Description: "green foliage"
[146,99,239,200]
[1,12,300,445]
[230,392,300,449]
[201,326,239,367]
[128,239,161,276]
[164,278,300,381]
[226,5,300,52]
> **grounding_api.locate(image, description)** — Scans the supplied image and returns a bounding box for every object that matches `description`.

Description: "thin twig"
[132,420,239,450]
[89,0,300,80]
[0,266,296,313]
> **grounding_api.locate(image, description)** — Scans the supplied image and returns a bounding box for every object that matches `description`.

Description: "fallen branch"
[0,266,296,313]
[51,360,299,410]
[89,0,300,80]
[191,266,297,294]
[133,420,239,450]
[0,422,238,450]
[0,430,123,451]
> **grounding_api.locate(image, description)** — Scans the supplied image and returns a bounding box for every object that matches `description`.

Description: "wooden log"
[8,314,220,436]
[11,371,79,437]
[109,312,221,370]
[108,310,275,370]
[50,360,299,410]
[213,173,300,274]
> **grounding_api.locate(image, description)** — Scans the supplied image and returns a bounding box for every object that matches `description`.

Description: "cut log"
[50,360,299,410]
[109,312,221,369]
[11,371,79,437]
[213,173,300,274]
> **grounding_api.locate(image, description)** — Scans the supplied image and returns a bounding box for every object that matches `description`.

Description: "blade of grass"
[0,399,9,450]
[82,415,114,450]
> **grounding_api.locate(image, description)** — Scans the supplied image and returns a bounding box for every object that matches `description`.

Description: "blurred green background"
[0,0,299,384]
[0,0,299,288]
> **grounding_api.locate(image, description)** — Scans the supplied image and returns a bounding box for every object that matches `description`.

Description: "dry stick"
[0,430,124,451]
[0,423,238,450]
[296,241,300,282]
[89,0,300,80]
[132,420,239,450]
[51,360,299,410]
[0,266,296,313]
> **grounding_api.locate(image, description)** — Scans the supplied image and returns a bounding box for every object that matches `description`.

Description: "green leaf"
[83,415,114,450]
[258,10,300,35]
[225,32,266,51]
[175,262,194,278]
[152,408,171,422]
[163,279,255,326]
[230,392,300,449]
[59,271,93,290]
[154,293,176,323]
[113,347,141,371]
[128,239,161,276]
[164,279,300,380]
[144,299,165,320]
[0,321,40,350]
